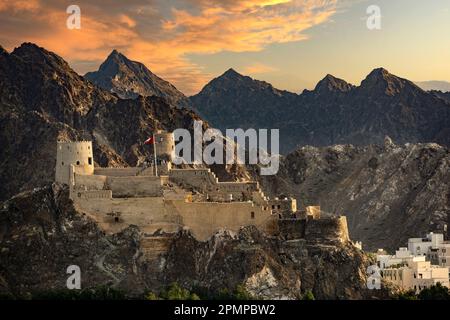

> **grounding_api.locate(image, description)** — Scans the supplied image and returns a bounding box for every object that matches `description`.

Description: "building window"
[114,217,119,223]
[76,161,80,165]
[251,212,255,219]
[419,273,423,279]
[62,162,64,166]
[88,157,92,165]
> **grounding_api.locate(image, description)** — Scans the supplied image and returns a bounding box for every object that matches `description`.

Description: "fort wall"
[171,200,274,240]
[169,168,218,191]
[169,168,260,201]
[304,216,349,243]
[73,190,112,199]
[75,173,107,190]
[107,176,163,197]
[73,173,167,197]
[74,196,275,241]
[94,167,140,176]
[278,216,349,243]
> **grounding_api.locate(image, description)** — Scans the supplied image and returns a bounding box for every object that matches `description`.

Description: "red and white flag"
[144,136,154,145]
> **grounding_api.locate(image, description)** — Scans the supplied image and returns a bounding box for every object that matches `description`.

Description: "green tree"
[418,283,450,300]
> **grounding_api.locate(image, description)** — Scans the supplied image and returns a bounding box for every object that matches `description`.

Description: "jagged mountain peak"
[84,50,189,107]
[208,68,275,91]
[11,42,69,68]
[314,74,353,94]
[222,68,242,78]
[359,67,421,96]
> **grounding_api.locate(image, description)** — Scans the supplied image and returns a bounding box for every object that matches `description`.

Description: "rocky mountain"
[85,50,190,108]
[258,138,450,251]
[191,68,450,154]
[190,68,298,130]
[415,80,450,92]
[0,43,212,202]
[430,90,450,104]
[0,184,370,299]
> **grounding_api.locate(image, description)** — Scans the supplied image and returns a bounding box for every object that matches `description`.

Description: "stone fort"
[55,131,350,244]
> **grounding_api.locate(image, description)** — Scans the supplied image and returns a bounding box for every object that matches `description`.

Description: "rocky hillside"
[191,68,450,153]
[258,138,450,251]
[85,50,190,108]
[0,184,369,299]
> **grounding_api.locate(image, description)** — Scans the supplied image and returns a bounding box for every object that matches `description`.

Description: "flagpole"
[153,133,158,177]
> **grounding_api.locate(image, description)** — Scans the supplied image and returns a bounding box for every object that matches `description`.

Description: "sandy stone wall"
[304,216,349,243]
[74,195,276,241]
[108,176,163,197]
[75,173,107,190]
[94,167,140,176]
[169,200,273,240]
[73,190,112,199]
[170,168,260,201]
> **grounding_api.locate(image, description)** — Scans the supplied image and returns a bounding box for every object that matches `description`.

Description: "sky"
[0,0,449,95]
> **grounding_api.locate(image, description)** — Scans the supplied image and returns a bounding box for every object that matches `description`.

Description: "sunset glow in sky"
[1,0,449,95]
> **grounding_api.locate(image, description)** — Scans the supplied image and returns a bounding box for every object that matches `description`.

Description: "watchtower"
[154,130,175,162]
[55,141,94,185]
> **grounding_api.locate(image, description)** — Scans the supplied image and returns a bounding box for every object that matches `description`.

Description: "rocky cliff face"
[259,140,450,251]
[85,50,190,108]
[0,184,369,299]
[191,68,450,153]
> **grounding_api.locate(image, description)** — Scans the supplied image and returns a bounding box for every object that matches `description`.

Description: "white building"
[377,232,450,293]
[377,247,425,269]
[408,232,444,256]
[382,260,449,293]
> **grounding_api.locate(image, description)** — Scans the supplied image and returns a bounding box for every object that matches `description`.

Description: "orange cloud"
[0,0,40,12]
[0,0,337,95]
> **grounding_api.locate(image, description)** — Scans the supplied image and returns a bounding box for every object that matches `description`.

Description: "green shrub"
[145,283,201,300]
[395,290,417,300]
[302,290,315,300]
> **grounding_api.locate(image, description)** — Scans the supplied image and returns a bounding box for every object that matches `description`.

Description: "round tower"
[55,141,94,185]
[154,130,175,162]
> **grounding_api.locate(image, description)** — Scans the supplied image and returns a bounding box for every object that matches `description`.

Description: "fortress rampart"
[55,135,351,243]
[278,216,349,244]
